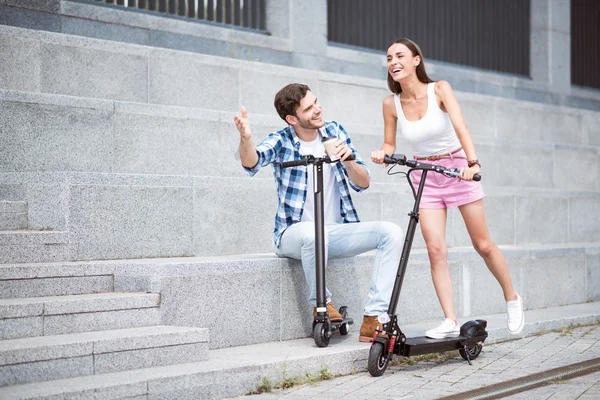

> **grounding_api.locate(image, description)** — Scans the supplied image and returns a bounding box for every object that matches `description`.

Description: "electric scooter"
[281,154,355,347]
[368,154,488,377]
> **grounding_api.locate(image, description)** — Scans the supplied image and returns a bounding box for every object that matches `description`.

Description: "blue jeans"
[274,221,403,316]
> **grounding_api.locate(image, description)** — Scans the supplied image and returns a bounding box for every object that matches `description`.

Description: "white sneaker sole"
[426,331,460,339]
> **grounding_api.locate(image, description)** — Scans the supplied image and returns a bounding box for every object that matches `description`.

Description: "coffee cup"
[323,137,340,161]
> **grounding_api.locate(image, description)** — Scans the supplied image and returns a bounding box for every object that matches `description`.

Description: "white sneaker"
[425,318,460,339]
[507,293,524,335]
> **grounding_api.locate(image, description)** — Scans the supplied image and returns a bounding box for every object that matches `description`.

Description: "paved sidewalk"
[227,324,600,400]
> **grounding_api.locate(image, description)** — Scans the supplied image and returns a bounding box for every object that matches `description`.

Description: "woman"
[371,38,524,338]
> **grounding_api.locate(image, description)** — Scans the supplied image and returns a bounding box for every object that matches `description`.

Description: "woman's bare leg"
[458,199,517,302]
[420,208,458,322]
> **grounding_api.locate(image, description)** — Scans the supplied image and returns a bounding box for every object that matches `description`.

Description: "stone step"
[0,231,71,264]
[0,292,161,340]
[0,325,209,387]
[0,261,113,299]
[1,242,599,350]
[0,301,597,400]
[0,88,598,187]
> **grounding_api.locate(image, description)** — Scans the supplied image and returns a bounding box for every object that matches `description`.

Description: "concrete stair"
[0,259,211,397]
[0,325,209,387]
[0,292,162,339]
[0,301,598,400]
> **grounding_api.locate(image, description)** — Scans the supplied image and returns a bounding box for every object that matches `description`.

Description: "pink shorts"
[411,150,485,209]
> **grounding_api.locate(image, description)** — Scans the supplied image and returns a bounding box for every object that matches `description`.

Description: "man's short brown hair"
[273,83,311,122]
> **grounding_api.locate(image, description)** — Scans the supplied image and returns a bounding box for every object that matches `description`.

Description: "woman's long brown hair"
[387,38,434,94]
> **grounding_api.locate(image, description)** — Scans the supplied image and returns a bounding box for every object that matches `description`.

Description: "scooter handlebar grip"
[281,159,308,168]
[473,174,481,182]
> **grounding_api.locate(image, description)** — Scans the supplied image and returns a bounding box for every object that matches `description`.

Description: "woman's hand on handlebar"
[460,164,481,181]
[370,150,387,165]
[233,106,252,140]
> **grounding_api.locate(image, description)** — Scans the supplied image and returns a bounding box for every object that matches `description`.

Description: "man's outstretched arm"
[234,106,259,169]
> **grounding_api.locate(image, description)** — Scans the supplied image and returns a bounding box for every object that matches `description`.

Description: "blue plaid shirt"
[244,120,370,247]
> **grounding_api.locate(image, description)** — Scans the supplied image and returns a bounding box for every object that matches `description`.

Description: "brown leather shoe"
[313,302,343,322]
[359,315,385,342]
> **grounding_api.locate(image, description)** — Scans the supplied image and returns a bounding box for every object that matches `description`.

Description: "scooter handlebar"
[384,153,481,181]
[281,154,356,168]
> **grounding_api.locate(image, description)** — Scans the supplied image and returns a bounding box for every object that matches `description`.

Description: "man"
[235,83,403,342]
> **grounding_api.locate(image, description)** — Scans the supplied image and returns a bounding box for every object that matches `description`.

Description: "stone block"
[570,196,600,242]
[26,183,68,230]
[160,269,281,349]
[0,316,43,340]
[477,142,554,188]
[42,293,159,315]
[239,69,317,119]
[588,253,600,301]
[522,253,587,309]
[351,191,382,222]
[0,4,61,32]
[69,184,194,260]
[318,80,388,128]
[40,42,148,102]
[582,111,600,146]
[290,0,327,56]
[193,178,275,256]
[554,146,600,191]
[0,101,113,173]
[150,30,234,59]
[0,34,40,92]
[0,244,72,264]
[0,183,25,201]
[61,15,150,46]
[148,50,239,111]
[495,102,583,144]
[43,308,161,335]
[458,97,497,138]
[95,342,208,374]
[465,258,519,316]
[112,114,248,178]
[0,213,26,230]
[0,355,93,387]
[0,276,113,299]
[515,195,568,244]
[0,0,60,13]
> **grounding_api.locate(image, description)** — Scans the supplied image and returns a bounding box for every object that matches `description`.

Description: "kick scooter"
[368,154,488,376]
[281,154,354,347]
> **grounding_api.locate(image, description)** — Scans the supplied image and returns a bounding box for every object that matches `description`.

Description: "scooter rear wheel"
[313,322,330,348]
[459,343,482,361]
[368,342,389,377]
[339,322,349,336]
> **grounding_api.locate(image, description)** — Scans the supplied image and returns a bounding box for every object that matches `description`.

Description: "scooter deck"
[400,334,486,357]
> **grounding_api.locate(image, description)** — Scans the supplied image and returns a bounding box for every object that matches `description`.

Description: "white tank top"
[394,82,461,158]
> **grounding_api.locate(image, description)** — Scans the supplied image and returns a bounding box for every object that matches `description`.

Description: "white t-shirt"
[298,136,342,224]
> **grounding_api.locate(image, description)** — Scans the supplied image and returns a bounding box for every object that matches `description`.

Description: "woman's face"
[387,43,420,81]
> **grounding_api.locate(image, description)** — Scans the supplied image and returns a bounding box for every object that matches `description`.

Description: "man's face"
[293,91,325,130]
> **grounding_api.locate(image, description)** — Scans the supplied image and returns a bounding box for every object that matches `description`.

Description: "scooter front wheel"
[368,341,389,377]
[313,322,330,348]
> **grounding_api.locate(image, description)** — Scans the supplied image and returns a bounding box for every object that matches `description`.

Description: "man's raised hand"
[234,106,252,140]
